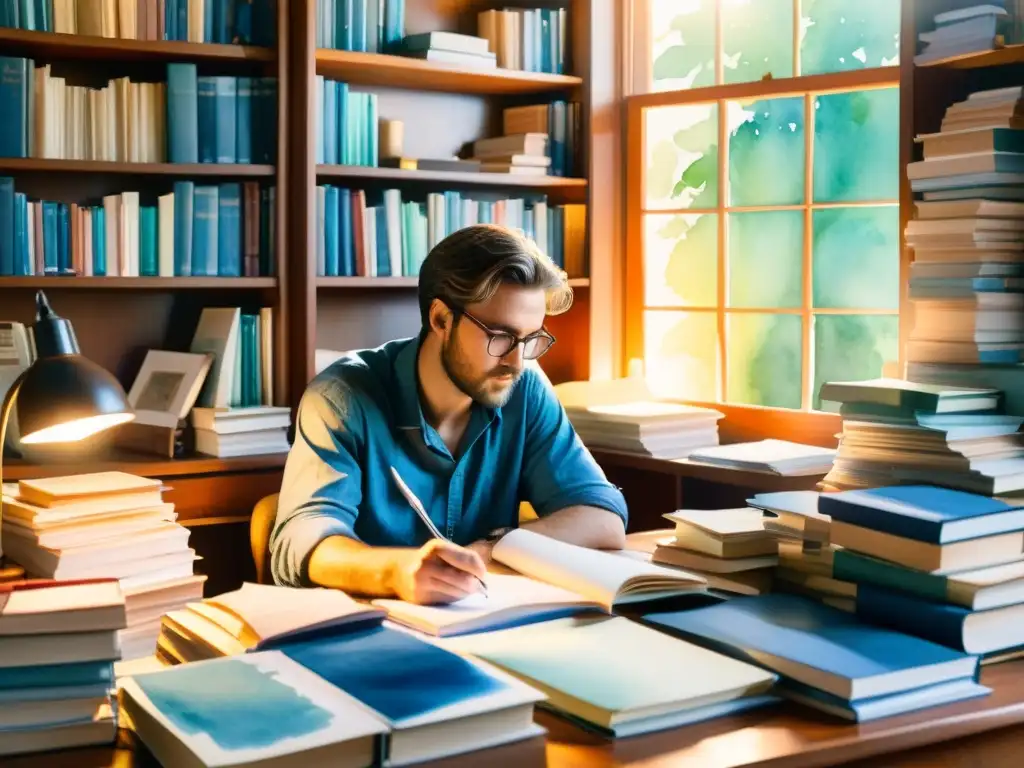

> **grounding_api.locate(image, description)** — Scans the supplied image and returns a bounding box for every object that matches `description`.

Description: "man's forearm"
[521,505,626,549]
[306,535,405,597]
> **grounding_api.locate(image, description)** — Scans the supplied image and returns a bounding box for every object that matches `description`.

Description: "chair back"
[250,493,279,584]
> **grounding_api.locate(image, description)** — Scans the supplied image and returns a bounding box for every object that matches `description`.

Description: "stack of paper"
[644,593,990,722]
[1,472,203,660]
[155,582,386,663]
[687,439,837,475]
[648,508,778,596]
[819,378,1024,495]
[747,491,852,610]
[0,580,124,757]
[563,401,723,459]
[821,485,1024,660]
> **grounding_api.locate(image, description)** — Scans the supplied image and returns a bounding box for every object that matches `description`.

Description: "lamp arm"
[0,369,30,545]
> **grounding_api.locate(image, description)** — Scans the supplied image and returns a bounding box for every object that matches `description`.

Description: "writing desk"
[6,660,1023,768]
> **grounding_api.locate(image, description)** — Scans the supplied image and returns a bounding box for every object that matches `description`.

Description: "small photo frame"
[128,350,214,428]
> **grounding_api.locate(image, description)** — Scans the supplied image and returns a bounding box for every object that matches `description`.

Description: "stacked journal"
[1,471,202,659]
[822,485,1024,660]
[0,579,124,757]
[563,400,723,459]
[819,377,1024,495]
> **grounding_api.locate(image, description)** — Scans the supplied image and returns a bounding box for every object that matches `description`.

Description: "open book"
[374,530,707,636]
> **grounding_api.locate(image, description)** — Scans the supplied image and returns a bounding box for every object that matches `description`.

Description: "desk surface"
[7,660,1023,768]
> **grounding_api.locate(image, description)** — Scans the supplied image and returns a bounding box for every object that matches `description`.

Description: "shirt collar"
[392,333,503,436]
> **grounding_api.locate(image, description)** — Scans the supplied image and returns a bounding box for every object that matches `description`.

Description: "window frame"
[623,0,906,445]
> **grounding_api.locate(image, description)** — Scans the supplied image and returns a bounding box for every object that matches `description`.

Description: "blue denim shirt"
[270,335,628,587]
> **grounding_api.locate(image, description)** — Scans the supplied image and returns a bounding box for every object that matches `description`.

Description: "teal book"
[166,63,199,164]
[172,180,195,276]
[217,182,242,276]
[139,206,158,276]
[197,76,218,163]
[214,76,238,163]
[192,185,219,277]
[235,76,252,164]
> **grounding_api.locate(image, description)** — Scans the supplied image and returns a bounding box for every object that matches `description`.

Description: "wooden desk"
[7,660,1023,768]
[3,451,286,596]
[592,450,827,531]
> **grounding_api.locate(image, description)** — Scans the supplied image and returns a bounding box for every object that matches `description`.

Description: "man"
[270,224,627,603]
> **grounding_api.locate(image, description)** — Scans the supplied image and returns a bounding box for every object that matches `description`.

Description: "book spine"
[217,182,242,276]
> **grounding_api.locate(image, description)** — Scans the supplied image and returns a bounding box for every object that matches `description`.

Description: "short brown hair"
[417,224,573,325]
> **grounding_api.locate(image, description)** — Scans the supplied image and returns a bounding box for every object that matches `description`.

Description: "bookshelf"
[0,1,606,591]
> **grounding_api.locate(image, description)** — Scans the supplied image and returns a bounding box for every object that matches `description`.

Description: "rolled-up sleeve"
[270,384,364,587]
[518,373,628,526]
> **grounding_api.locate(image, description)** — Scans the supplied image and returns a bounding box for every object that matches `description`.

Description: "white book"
[119,651,390,768]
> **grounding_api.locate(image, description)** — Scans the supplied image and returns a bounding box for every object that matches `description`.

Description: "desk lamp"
[0,291,135,557]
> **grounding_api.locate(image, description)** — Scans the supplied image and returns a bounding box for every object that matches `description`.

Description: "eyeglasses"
[455,308,556,360]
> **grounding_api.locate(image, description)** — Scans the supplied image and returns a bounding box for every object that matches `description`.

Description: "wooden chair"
[250,493,279,584]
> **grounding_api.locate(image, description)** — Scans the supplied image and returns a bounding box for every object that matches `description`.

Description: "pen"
[389,466,488,598]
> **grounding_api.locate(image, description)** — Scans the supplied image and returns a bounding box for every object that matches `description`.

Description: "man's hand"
[466,538,495,563]
[391,540,488,605]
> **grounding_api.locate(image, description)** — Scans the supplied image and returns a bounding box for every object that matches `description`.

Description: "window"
[627,0,902,415]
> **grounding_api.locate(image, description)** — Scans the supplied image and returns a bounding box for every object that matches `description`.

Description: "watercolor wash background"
[642,0,901,411]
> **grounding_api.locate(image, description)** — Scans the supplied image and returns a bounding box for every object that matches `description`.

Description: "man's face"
[440,285,548,408]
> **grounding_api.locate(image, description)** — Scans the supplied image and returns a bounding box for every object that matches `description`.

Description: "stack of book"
[914,2,1022,64]
[562,401,723,459]
[0,580,124,757]
[502,101,581,177]
[746,491,851,610]
[190,405,291,458]
[644,593,990,722]
[190,306,276,411]
[821,485,1024,660]
[469,133,552,176]
[649,508,778,596]
[686,439,837,476]
[397,31,497,68]
[314,77,379,168]
[818,377,1024,495]
[0,472,201,660]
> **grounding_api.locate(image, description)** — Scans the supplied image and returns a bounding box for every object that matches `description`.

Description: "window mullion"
[802,92,814,411]
[717,96,728,404]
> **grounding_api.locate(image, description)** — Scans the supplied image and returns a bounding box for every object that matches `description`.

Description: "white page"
[492,529,705,609]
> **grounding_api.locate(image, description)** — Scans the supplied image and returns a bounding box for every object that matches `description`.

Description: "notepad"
[372,573,604,636]
[491,529,707,610]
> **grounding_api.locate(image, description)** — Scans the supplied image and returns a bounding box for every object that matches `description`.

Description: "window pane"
[813,88,899,202]
[722,0,795,84]
[813,314,899,410]
[645,214,718,307]
[728,97,805,206]
[813,207,899,309]
[800,0,901,76]
[728,211,804,308]
[727,313,803,408]
[651,0,716,91]
[644,311,718,401]
[645,103,718,211]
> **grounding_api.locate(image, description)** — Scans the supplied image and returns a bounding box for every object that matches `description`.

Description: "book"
[818,378,1000,412]
[280,625,545,766]
[662,508,778,558]
[119,651,390,768]
[489,528,707,610]
[16,472,162,508]
[818,485,1024,544]
[371,573,605,636]
[643,594,980,702]
[0,578,126,636]
[436,614,778,737]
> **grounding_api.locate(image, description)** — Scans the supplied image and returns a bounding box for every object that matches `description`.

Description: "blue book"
[374,204,390,276]
[781,677,989,723]
[336,0,352,50]
[335,80,348,165]
[203,0,216,42]
[351,0,366,52]
[338,187,353,276]
[0,177,13,275]
[818,485,1024,544]
[235,76,252,164]
[56,203,69,272]
[0,57,28,158]
[218,183,242,276]
[92,206,106,276]
[255,77,276,164]
[166,64,199,164]
[172,181,195,276]
[165,0,177,40]
[192,186,220,276]
[643,594,979,701]
[197,76,218,163]
[139,206,158,276]
[324,185,339,276]
[11,192,26,275]
[324,79,337,165]
[177,0,188,42]
[214,77,238,163]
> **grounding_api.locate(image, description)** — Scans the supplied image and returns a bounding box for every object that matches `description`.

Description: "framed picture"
[127,350,214,428]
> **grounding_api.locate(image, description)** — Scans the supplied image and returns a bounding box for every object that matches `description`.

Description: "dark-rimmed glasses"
[455,308,556,360]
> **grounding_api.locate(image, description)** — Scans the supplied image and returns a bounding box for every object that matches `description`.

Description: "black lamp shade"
[16,354,134,444]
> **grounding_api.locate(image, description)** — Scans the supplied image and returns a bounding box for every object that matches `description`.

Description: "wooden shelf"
[3,451,288,482]
[0,159,276,176]
[0,28,275,63]
[0,277,276,289]
[315,48,582,95]
[918,43,1024,68]
[316,164,588,191]
[317,276,589,288]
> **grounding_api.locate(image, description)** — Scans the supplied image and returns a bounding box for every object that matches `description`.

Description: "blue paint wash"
[282,625,504,723]
[135,659,333,750]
